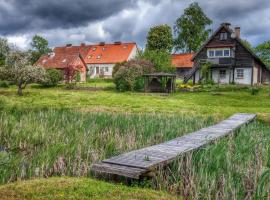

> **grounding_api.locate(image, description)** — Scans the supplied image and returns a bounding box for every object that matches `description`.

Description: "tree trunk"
[17,85,23,96]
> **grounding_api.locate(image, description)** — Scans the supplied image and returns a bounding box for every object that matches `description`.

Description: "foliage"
[0,108,211,184]
[146,24,174,53]
[0,81,9,88]
[255,40,270,68]
[241,39,254,51]
[40,69,63,87]
[0,51,46,95]
[249,87,260,95]
[174,2,212,53]
[200,61,212,83]
[153,121,270,199]
[0,178,177,200]
[30,35,51,64]
[139,50,175,73]
[0,37,10,67]
[113,59,155,91]
[112,61,127,78]
[63,65,78,84]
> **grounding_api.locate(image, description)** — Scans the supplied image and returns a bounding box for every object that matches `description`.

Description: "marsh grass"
[153,121,270,199]
[0,108,212,184]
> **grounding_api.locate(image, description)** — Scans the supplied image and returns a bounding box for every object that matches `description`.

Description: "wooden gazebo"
[144,73,176,93]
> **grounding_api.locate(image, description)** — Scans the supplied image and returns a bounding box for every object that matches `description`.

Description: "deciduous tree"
[146,24,173,53]
[0,51,46,95]
[174,2,212,53]
[0,37,10,67]
[255,40,270,68]
[30,35,51,64]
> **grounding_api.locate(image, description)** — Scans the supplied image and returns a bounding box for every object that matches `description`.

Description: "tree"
[139,50,175,73]
[146,24,173,53]
[40,69,63,87]
[113,59,155,91]
[30,35,51,64]
[0,51,46,96]
[255,40,270,68]
[174,2,212,53]
[241,39,254,51]
[0,37,10,67]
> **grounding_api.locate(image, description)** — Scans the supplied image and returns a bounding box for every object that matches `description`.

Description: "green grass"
[1,84,270,122]
[0,109,212,184]
[0,177,177,200]
[153,121,270,199]
[1,80,270,199]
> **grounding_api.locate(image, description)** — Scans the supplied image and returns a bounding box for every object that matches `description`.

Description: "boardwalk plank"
[92,113,256,179]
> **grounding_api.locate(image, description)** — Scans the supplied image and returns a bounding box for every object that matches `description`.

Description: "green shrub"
[0,81,9,88]
[250,87,260,95]
[112,61,127,78]
[40,69,63,87]
[113,59,155,92]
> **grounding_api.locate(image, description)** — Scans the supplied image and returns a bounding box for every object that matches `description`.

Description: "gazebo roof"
[143,72,176,77]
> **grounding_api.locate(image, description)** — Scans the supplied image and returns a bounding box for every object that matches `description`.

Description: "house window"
[224,50,230,57]
[236,69,244,79]
[104,67,109,72]
[92,47,96,51]
[220,32,228,40]
[102,47,106,51]
[208,50,215,57]
[88,55,92,59]
[97,55,101,59]
[208,49,231,58]
[219,70,226,79]
[215,50,223,57]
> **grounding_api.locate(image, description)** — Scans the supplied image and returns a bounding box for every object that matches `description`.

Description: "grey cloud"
[0,0,136,34]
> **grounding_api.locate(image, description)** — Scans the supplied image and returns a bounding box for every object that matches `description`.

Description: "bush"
[113,59,155,92]
[40,69,63,87]
[138,50,175,73]
[249,87,260,95]
[0,81,9,88]
[112,61,126,78]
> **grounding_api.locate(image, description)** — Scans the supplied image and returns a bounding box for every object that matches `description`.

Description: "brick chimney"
[235,27,241,39]
[81,43,86,46]
[66,44,72,47]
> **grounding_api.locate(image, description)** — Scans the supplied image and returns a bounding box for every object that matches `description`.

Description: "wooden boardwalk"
[92,113,256,179]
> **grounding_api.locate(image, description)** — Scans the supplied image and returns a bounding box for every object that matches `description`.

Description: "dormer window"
[220,32,228,40]
[92,47,96,51]
[97,55,101,59]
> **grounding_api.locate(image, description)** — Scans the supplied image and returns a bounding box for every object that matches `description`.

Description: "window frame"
[219,69,226,79]
[220,32,228,40]
[207,48,231,58]
[236,69,244,79]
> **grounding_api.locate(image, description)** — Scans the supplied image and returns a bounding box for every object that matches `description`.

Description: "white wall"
[234,68,252,85]
[87,64,114,78]
[127,46,138,60]
[212,68,230,84]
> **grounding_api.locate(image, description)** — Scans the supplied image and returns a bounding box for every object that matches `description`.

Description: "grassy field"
[1,83,270,121]
[0,177,177,200]
[1,80,270,199]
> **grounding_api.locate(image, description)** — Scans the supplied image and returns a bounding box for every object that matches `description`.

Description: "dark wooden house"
[184,23,270,85]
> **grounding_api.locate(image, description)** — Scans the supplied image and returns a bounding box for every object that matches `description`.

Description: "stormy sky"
[0,0,270,50]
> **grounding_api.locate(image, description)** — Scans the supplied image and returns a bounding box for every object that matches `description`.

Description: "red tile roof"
[172,53,194,68]
[36,53,87,72]
[83,42,137,64]
[36,42,137,70]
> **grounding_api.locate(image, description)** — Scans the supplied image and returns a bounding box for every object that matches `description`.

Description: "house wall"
[127,46,138,60]
[234,68,252,85]
[262,67,270,84]
[87,64,114,78]
[253,63,259,84]
[211,68,231,84]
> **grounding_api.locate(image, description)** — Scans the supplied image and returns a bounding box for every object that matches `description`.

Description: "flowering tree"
[63,65,78,84]
[0,51,46,96]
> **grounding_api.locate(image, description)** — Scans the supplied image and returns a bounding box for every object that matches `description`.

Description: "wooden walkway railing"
[92,113,256,179]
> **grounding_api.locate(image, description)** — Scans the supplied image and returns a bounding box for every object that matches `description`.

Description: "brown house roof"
[172,53,194,68]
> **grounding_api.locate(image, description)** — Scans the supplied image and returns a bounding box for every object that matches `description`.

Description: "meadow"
[0,80,270,199]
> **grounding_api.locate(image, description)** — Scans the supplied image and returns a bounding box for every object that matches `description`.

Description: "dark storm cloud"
[1,0,270,49]
[0,0,136,34]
